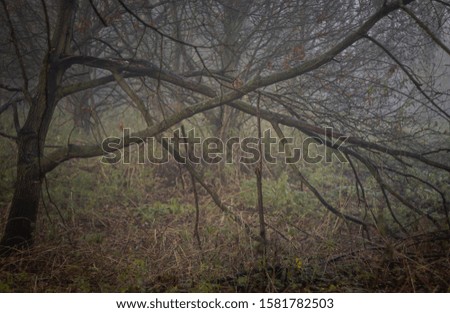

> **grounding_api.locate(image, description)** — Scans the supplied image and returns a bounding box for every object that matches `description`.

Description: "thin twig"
[256,93,267,255]
[181,125,202,250]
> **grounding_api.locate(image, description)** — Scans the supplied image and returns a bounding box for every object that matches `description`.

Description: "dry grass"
[1,193,448,292]
[0,160,449,292]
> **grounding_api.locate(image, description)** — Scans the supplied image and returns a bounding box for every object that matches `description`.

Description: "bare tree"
[0,0,448,254]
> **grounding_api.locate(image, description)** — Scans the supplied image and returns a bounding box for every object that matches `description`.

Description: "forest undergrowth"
[0,158,449,292]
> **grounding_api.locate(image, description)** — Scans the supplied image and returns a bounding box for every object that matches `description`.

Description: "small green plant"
[136,198,194,221]
[239,173,293,208]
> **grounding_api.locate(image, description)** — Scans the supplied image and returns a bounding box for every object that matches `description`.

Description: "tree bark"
[0,139,42,250]
[0,0,76,254]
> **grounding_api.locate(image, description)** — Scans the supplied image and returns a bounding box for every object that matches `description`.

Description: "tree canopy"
[0,0,449,262]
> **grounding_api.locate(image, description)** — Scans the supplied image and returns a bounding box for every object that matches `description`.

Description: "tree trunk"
[0,96,54,254]
[0,0,76,255]
[1,150,41,250]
